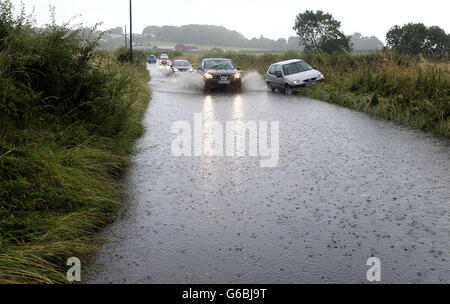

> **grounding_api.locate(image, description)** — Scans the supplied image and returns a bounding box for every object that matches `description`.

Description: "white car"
[159,55,169,65]
[266,59,325,94]
[171,60,194,73]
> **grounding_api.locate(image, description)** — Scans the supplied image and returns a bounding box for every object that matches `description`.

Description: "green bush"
[0,0,151,283]
[115,47,147,64]
[0,1,147,135]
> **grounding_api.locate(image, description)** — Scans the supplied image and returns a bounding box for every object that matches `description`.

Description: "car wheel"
[267,82,275,92]
[284,85,293,95]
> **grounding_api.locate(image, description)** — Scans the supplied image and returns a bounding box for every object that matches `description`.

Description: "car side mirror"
[236,66,241,70]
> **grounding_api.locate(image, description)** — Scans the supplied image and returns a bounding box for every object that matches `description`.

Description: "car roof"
[273,59,304,65]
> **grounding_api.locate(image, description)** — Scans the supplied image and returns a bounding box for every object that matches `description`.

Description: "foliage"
[351,33,384,51]
[386,23,449,58]
[115,47,148,64]
[293,10,351,53]
[142,24,305,51]
[0,0,151,283]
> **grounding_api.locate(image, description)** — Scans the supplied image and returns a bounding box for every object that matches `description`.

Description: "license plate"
[218,80,230,84]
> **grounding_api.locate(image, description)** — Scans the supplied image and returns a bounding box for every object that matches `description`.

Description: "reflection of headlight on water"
[204,95,213,104]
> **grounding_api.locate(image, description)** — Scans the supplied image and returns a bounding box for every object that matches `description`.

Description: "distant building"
[154,45,176,51]
[210,47,225,53]
[134,44,154,51]
[175,43,199,52]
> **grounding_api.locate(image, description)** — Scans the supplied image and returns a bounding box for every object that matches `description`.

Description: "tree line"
[294,10,449,57]
[104,12,448,57]
[104,24,384,52]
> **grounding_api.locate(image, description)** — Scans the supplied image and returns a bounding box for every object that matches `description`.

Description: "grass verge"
[0,60,151,284]
[0,1,151,283]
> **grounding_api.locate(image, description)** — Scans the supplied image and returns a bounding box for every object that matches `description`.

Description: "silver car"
[266,59,325,94]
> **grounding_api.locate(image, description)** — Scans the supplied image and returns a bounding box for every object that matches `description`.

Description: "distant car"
[159,55,169,65]
[148,55,157,64]
[172,60,194,73]
[266,59,325,94]
[197,58,241,93]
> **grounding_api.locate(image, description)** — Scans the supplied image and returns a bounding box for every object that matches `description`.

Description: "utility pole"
[129,0,133,61]
[124,25,127,48]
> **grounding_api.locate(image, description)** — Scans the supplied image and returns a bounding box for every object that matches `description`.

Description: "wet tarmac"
[87,64,450,284]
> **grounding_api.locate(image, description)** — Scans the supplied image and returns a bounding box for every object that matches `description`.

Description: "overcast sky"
[12,0,450,42]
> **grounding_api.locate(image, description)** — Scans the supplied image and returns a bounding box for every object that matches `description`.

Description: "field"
[179,51,450,137]
[151,40,271,53]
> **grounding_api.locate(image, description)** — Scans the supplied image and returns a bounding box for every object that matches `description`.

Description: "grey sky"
[12,0,450,42]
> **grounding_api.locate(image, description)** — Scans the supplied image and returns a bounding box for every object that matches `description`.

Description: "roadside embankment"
[0,2,151,283]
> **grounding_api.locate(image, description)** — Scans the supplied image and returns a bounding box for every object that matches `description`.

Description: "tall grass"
[301,52,449,137]
[0,1,151,283]
[183,51,449,137]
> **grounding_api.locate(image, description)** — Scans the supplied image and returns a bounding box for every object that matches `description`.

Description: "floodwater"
[87,64,450,284]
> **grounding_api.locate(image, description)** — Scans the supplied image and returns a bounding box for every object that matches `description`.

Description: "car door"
[273,65,284,89]
[268,65,278,86]
[267,65,274,84]
[198,61,206,75]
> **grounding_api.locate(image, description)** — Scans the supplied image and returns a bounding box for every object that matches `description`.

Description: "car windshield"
[174,61,190,67]
[282,61,313,76]
[204,60,235,70]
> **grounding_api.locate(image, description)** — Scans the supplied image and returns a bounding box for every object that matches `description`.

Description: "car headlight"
[318,74,324,80]
[174,68,179,72]
[293,80,298,85]
[234,72,241,79]
[204,73,213,79]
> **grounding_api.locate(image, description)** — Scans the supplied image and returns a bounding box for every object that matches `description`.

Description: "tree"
[109,26,123,35]
[274,38,287,51]
[293,10,351,53]
[286,36,303,51]
[351,33,384,51]
[386,23,449,58]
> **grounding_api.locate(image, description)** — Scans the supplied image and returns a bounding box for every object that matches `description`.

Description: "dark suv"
[197,58,241,93]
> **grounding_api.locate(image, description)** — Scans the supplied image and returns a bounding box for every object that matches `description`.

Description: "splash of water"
[242,71,267,92]
[158,70,268,94]
[160,72,204,93]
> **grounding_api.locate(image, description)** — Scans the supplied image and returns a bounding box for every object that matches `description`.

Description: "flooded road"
[88,64,450,284]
